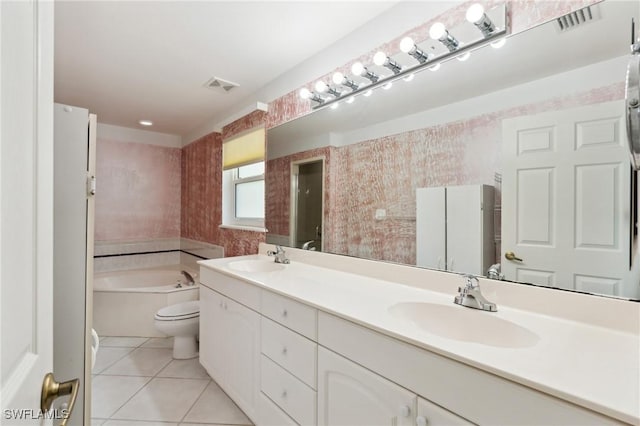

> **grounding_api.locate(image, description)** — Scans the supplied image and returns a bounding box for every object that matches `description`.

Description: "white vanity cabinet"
[318,347,417,426]
[199,270,261,422]
[259,291,319,426]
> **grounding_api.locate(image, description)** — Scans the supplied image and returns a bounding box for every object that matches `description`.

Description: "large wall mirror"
[266,0,640,300]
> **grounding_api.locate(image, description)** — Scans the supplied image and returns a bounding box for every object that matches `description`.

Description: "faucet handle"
[462,274,480,289]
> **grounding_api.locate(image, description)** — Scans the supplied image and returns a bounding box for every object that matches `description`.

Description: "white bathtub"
[93,266,199,337]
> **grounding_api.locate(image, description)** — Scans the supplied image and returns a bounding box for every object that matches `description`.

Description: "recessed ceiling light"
[139,120,153,126]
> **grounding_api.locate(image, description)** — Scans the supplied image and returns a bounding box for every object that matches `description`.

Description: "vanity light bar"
[301,2,508,110]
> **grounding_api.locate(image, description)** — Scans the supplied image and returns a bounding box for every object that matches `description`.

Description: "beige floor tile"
[141,337,173,349]
[93,347,134,374]
[103,421,178,426]
[100,337,150,348]
[91,375,151,419]
[156,358,210,379]
[111,378,209,423]
[182,381,251,425]
[102,348,173,377]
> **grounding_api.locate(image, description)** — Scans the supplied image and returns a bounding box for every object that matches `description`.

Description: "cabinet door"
[416,187,446,270]
[199,286,227,384]
[225,297,261,421]
[318,347,416,426]
[416,397,473,426]
[446,185,483,275]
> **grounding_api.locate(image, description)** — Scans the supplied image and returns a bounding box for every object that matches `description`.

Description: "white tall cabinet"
[416,184,495,276]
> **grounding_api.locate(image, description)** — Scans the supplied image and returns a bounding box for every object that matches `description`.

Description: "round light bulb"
[330,102,339,110]
[332,72,345,85]
[299,88,312,99]
[456,52,471,61]
[429,63,441,72]
[351,62,365,76]
[399,37,415,53]
[429,22,447,40]
[363,89,373,97]
[373,51,387,66]
[315,81,328,93]
[466,3,485,24]
[346,96,355,104]
[491,38,506,49]
[403,73,415,82]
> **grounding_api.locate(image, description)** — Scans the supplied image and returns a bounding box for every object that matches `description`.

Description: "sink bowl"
[227,259,285,273]
[388,302,539,348]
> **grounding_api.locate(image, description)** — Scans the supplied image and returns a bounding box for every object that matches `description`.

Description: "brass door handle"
[41,372,79,426]
[505,251,523,262]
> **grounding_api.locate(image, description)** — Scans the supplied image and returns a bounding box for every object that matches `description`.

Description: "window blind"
[222,127,265,170]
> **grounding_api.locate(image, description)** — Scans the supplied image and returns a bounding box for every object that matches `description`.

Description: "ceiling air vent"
[556,5,600,32]
[204,77,239,93]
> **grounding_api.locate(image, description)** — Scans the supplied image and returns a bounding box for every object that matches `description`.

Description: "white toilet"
[154,300,200,359]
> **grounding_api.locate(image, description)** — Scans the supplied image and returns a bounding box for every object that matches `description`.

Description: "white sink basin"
[227,259,285,273]
[388,302,539,348]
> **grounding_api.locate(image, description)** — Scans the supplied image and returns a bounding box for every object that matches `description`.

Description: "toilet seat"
[155,300,199,321]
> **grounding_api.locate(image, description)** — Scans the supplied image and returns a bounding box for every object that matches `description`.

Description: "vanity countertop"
[198,253,640,424]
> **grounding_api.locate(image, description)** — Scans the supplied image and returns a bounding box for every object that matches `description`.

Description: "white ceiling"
[54,1,399,136]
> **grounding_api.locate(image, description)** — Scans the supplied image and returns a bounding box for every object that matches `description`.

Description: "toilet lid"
[155,300,199,321]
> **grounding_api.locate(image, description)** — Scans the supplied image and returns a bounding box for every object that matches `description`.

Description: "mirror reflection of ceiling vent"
[556,5,600,32]
[204,77,239,93]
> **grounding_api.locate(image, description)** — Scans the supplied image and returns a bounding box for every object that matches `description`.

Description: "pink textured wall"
[265,83,624,265]
[95,139,181,241]
[180,112,266,257]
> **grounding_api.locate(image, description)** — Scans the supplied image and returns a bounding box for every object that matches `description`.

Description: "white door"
[318,347,416,426]
[502,101,630,295]
[1,0,58,422]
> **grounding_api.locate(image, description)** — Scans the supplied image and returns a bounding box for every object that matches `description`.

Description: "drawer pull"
[282,309,288,318]
[416,415,427,426]
[282,346,288,355]
[400,405,411,417]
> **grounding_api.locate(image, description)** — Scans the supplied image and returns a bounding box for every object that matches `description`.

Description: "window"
[221,128,265,230]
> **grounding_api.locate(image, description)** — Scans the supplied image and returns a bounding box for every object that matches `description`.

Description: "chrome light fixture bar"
[429,23,460,52]
[304,2,507,110]
[466,3,496,37]
[351,62,380,83]
[315,80,342,98]
[373,51,403,74]
[299,88,325,104]
[332,72,360,91]
[399,37,430,64]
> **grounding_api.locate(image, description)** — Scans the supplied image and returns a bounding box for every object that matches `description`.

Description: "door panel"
[502,101,629,295]
[1,0,55,419]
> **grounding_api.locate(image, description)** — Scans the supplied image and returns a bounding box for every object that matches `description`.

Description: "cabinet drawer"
[261,355,316,426]
[261,317,317,389]
[258,392,299,426]
[261,290,317,340]
[200,266,260,311]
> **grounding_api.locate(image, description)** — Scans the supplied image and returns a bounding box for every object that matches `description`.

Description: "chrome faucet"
[454,274,497,312]
[267,245,290,264]
[487,263,504,280]
[301,240,316,251]
[181,270,195,286]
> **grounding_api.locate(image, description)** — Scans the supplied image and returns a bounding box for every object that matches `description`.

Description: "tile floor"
[92,336,253,426]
